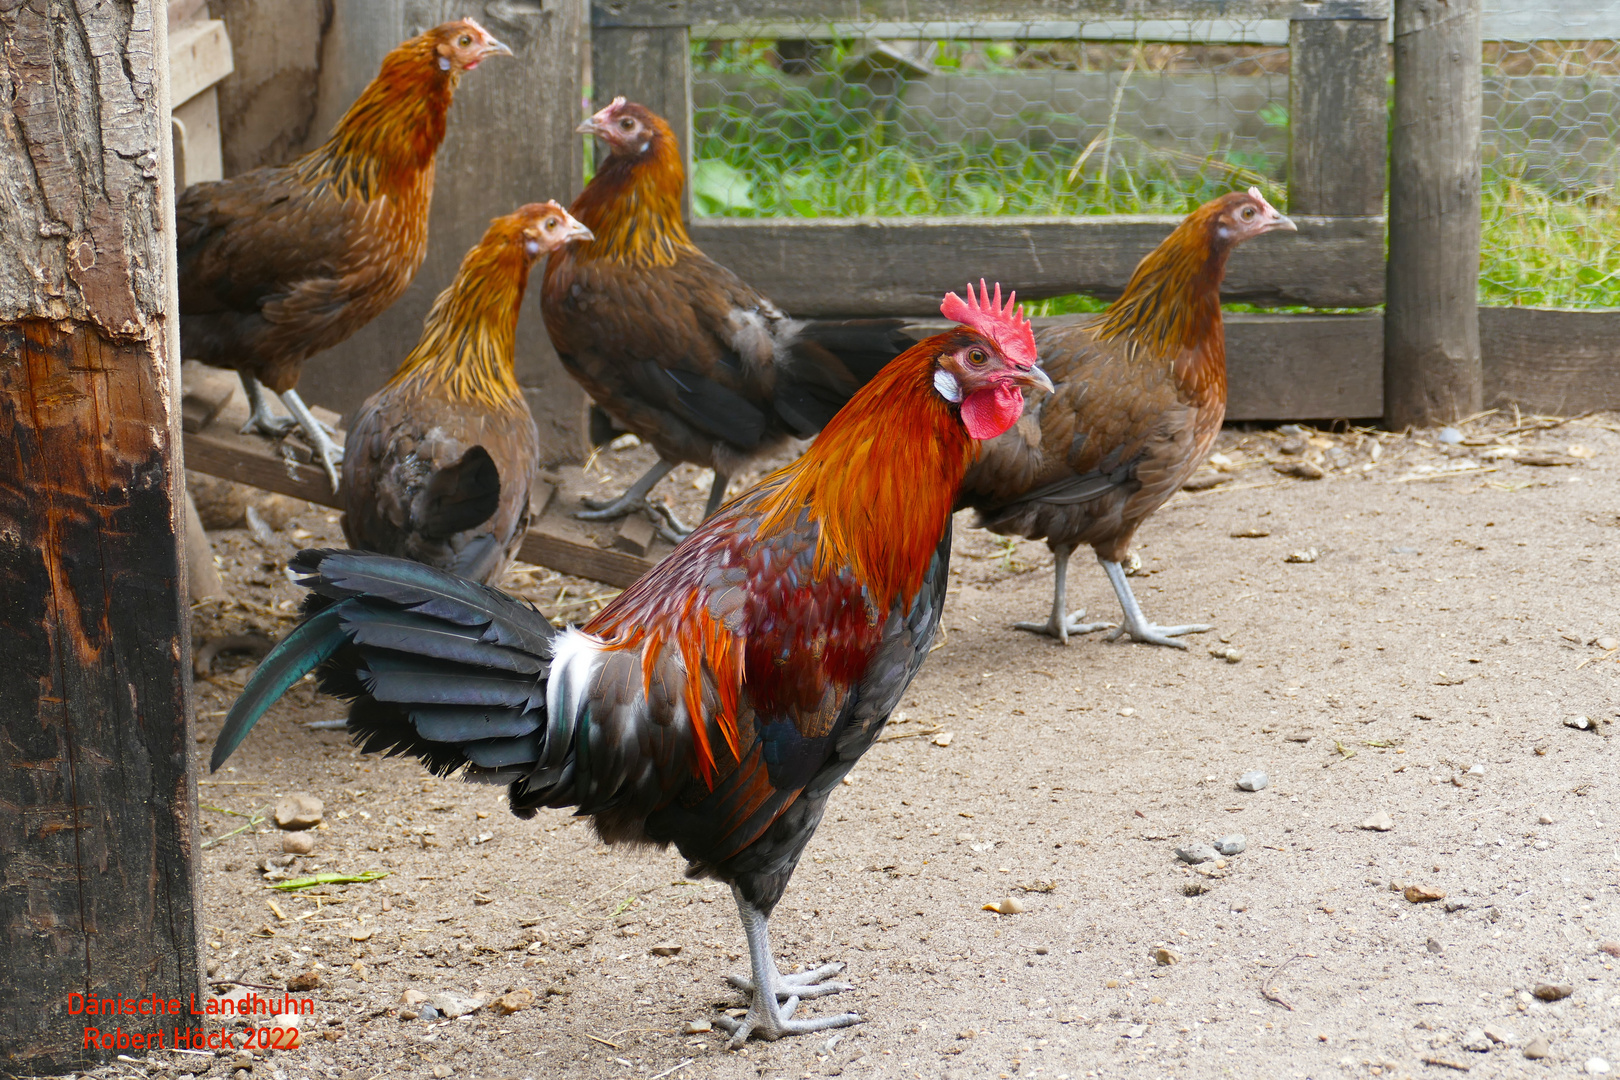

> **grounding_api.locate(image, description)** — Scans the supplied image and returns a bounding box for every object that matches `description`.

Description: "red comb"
[940,280,1037,368]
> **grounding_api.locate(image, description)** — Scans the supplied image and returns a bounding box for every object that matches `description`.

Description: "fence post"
[1288,18,1388,218]
[1385,0,1483,427]
[0,1,203,1073]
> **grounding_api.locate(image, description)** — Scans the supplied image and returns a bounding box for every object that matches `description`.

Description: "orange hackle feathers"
[566,100,697,268]
[941,281,1039,370]
[383,204,555,411]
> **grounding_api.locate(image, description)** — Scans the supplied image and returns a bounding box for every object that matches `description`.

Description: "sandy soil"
[52,413,1620,1080]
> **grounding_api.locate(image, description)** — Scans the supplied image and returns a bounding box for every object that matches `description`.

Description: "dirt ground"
[53,412,1620,1080]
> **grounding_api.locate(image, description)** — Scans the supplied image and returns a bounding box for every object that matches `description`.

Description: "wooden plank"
[1288,19,1387,218]
[690,215,1385,316]
[1483,0,1620,42]
[593,0,1391,27]
[1481,308,1620,415]
[291,1,590,465]
[592,23,692,220]
[517,530,654,589]
[1384,0,1482,426]
[0,4,203,1073]
[1224,312,1383,420]
[696,18,1295,42]
[169,17,233,105]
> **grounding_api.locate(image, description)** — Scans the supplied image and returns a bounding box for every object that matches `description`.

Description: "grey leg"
[238,375,297,438]
[278,388,344,493]
[1013,543,1114,644]
[702,471,730,520]
[578,458,676,521]
[1099,556,1212,648]
[713,885,859,1047]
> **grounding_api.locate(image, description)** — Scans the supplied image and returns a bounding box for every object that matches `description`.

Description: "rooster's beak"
[1019,365,1055,395]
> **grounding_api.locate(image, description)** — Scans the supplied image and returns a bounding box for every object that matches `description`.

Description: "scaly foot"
[715,961,858,1047]
[1013,609,1115,644]
[1104,619,1212,649]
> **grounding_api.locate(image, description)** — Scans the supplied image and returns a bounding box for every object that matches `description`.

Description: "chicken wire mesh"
[1482,3,1620,309]
[688,19,1291,222]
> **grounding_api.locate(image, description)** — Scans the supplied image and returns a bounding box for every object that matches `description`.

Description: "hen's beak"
[483,35,513,58]
[1269,213,1298,234]
[575,116,604,137]
[1019,365,1056,395]
[565,219,594,244]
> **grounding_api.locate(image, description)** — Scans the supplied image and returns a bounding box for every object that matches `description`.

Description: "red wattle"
[960,384,1026,440]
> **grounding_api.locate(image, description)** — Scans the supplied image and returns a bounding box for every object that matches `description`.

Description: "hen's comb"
[940,280,1037,368]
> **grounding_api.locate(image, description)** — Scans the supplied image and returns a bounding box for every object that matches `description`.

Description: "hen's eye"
[546,218,558,229]
[620,117,635,131]
[1240,205,1256,220]
[968,349,987,366]
[459,35,472,46]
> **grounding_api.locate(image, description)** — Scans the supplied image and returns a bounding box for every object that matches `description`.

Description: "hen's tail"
[773,318,914,436]
[211,550,559,795]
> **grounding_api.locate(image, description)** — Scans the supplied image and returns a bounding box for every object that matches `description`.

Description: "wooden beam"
[592,0,1391,27]
[1481,308,1620,416]
[1384,0,1482,427]
[691,215,1385,316]
[1288,18,1388,218]
[0,3,203,1073]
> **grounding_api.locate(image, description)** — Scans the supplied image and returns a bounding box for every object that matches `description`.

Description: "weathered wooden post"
[0,1,203,1073]
[1385,0,1483,427]
[590,2,693,220]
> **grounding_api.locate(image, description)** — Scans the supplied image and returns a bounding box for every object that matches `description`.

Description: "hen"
[340,202,592,584]
[213,283,1050,1044]
[541,97,908,529]
[176,18,510,489]
[958,189,1295,646]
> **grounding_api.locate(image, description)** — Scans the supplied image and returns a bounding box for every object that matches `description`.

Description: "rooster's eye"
[459,35,472,46]
[968,349,987,366]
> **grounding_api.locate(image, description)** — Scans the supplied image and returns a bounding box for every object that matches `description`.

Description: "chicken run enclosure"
[6,0,1620,1074]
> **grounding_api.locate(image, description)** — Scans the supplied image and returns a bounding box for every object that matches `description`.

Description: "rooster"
[541,97,909,530]
[340,202,593,584]
[213,283,1051,1043]
[958,189,1295,646]
[176,19,511,490]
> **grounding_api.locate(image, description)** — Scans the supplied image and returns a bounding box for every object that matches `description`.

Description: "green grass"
[688,42,1619,311]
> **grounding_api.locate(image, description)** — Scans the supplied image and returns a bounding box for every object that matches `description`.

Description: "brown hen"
[958,189,1296,646]
[176,18,510,489]
[340,202,591,584]
[541,98,908,531]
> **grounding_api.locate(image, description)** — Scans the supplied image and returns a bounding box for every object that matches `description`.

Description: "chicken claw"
[1011,543,1115,644]
[716,886,859,1047]
[1100,558,1211,649]
[577,458,675,521]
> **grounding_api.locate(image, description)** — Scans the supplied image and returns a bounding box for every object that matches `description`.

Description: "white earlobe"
[933,368,962,403]
[438,56,452,71]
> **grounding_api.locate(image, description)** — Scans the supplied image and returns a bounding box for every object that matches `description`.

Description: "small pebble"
[1533,839,1550,851]
[1462,1028,1491,1053]
[1404,885,1445,904]
[1209,646,1243,663]
[650,942,682,957]
[1283,547,1319,563]
[1426,937,1443,954]
[273,793,323,831]
[281,830,316,855]
[1467,762,1485,777]
[1175,844,1219,865]
[1565,714,1595,731]
[1152,947,1179,966]
[1436,427,1463,445]
[1483,1025,1516,1047]
[983,897,1025,915]
[681,1019,712,1034]
[1034,946,1048,955]
[432,1067,452,1079]
[1599,940,1620,958]
[417,1004,439,1021]
[1237,770,1269,792]
[1274,460,1325,480]
[1524,1036,1550,1060]
[1539,814,1553,825]
[1589,1059,1611,1075]
[1594,636,1620,651]
[1532,983,1573,1001]
[1442,899,1471,913]
[1213,834,1246,856]
[1360,811,1395,832]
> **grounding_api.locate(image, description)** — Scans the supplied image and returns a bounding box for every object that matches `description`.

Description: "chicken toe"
[716,886,860,1047]
[1100,557,1212,648]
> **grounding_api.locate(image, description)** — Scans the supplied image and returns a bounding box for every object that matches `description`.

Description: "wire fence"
[690,21,1290,222]
[688,10,1620,311]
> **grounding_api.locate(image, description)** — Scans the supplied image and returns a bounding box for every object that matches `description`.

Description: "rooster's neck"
[387,244,529,411]
[301,45,456,202]
[567,138,698,269]
[753,337,975,614]
[1093,216,1231,405]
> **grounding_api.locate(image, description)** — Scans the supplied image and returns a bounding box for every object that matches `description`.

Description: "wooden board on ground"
[179,362,664,588]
